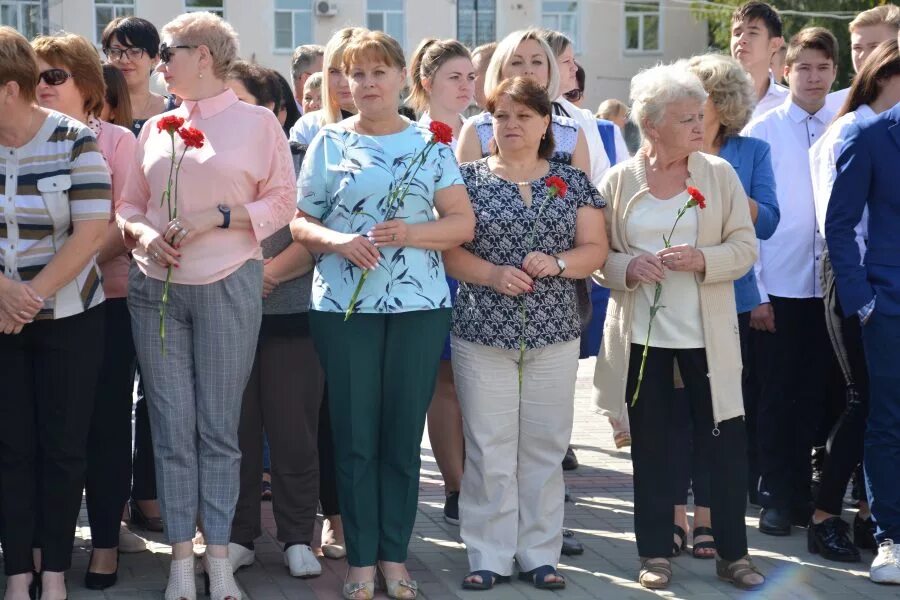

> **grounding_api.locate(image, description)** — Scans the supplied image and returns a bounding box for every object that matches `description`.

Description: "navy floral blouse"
[452,159,606,350]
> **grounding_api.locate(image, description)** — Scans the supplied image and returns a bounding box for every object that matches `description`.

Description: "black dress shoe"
[807,517,861,562]
[84,551,119,590]
[129,499,163,532]
[759,508,792,536]
[854,514,877,550]
[561,529,583,556]
[562,447,579,471]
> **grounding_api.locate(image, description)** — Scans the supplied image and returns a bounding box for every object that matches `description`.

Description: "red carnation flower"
[687,186,706,209]
[157,115,185,135]
[429,120,453,145]
[546,175,568,199]
[177,126,205,149]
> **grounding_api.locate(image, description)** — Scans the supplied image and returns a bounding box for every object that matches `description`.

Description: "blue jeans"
[862,310,900,542]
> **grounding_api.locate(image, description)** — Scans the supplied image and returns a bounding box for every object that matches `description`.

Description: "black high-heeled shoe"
[84,550,119,590]
[129,499,163,532]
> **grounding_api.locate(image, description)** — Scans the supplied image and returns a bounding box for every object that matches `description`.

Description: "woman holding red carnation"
[116,12,296,600]
[590,63,761,591]
[443,77,607,591]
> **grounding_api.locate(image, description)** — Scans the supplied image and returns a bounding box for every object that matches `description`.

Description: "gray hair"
[161,11,238,80]
[629,63,707,141]
[291,44,324,81]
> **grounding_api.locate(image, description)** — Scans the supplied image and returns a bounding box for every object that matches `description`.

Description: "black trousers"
[671,387,711,507]
[627,345,749,561]
[816,253,870,516]
[130,371,157,501]
[318,384,340,517]
[738,311,761,502]
[85,299,136,548]
[0,306,105,575]
[755,296,831,510]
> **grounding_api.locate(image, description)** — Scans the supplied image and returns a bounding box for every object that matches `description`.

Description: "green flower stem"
[158,134,189,353]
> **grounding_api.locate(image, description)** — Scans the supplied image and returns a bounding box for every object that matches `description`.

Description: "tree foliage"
[693,1,892,89]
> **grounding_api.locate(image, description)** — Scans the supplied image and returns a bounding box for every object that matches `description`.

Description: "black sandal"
[461,570,509,591]
[518,565,566,590]
[671,524,687,557]
[692,526,716,559]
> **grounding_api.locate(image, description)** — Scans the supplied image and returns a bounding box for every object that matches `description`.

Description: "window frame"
[623,0,663,56]
[365,0,405,50]
[93,0,135,45]
[0,0,46,39]
[456,0,495,49]
[273,0,312,53]
[183,0,224,17]
[541,1,580,53]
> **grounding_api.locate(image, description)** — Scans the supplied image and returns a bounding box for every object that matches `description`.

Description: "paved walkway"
[16,359,895,599]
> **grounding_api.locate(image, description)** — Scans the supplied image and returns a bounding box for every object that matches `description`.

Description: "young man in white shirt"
[826,5,900,113]
[731,2,788,119]
[744,27,839,538]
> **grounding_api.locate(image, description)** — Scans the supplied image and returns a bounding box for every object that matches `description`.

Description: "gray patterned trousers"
[127,261,263,545]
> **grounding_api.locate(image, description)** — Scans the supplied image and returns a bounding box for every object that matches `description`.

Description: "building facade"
[2,0,708,112]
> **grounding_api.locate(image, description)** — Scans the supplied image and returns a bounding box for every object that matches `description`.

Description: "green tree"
[693,1,891,89]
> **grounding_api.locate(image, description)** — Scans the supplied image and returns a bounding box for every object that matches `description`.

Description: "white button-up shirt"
[751,72,790,120]
[554,96,611,188]
[825,87,849,115]
[744,98,834,300]
[810,104,875,262]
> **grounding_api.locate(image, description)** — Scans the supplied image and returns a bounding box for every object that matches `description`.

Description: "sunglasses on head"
[39,68,72,86]
[158,43,200,64]
[563,88,583,102]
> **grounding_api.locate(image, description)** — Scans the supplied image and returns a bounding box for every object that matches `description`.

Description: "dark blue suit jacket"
[825,102,900,317]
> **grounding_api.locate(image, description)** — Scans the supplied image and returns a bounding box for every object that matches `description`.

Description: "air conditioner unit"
[315,1,338,16]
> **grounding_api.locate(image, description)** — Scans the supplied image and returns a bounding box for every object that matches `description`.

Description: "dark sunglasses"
[158,43,200,64]
[39,68,72,86]
[563,88,583,102]
[104,46,146,62]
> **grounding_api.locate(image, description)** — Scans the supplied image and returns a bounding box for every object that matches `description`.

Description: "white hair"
[629,63,707,141]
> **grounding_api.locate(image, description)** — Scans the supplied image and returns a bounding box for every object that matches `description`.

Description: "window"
[366,0,404,48]
[457,0,495,49]
[0,0,44,39]
[542,1,578,50]
[624,1,661,53]
[274,0,312,51]
[185,0,224,17]
[94,0,134,44]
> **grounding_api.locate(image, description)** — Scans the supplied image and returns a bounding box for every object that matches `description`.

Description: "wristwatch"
[554,255,567,276]
[217,204,231,229]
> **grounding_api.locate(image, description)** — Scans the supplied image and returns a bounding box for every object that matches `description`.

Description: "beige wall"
[35,0,707,110]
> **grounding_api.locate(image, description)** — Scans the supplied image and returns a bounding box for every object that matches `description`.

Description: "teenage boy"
[744,27,839,537]
[731,2,788,119]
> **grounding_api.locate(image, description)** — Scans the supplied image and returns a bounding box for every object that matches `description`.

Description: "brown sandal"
[638,558,671,589]
[716,556,765,591]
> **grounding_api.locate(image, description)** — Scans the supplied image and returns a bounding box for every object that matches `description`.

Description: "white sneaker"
[118,523,148,553]
[870,539,900,584]
[227,542,256,573]
[284,544,322,578]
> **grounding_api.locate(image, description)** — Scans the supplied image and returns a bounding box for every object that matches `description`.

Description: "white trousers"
[451,336,579,575]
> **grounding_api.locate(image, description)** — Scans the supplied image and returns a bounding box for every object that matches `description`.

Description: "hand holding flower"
[163,208,223,249]
[626,253,665,286]
[490,265,533,296]
[335,232,380,271]
[657,244,705,273]
[135,225,180,268]
[522,251,561,279]
[367,219,410,248]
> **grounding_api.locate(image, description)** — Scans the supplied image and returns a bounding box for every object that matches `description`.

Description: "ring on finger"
[392,233,397,241]
[175,228,190,245]
[506,283,512,289]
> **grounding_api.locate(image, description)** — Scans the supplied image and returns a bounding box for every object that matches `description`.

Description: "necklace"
[492,156,544,186]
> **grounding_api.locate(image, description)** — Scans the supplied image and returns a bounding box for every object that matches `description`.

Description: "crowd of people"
[0,1,899,599]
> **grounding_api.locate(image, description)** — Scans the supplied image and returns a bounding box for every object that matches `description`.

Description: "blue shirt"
[298,121,463,313]
[718,136,780,314]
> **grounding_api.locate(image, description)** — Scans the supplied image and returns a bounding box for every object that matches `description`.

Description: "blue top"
[718,135,780,314]
[298,121,463,313]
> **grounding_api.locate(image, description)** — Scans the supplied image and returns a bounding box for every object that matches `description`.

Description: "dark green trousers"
[309,308,451,566]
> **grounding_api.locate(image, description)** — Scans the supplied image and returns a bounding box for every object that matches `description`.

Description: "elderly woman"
[32,31,146,588]
[116,12,296,600]
[662,53,779,560]
[291,30,474,600]
[0,27,111,600]
[445,77,607,591]
[224,61,324,578]
[591,63,763,591]
[457,29,589,175]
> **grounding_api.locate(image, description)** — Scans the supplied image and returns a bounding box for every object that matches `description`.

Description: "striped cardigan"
[0,111,112,319]
[591,150,758,425]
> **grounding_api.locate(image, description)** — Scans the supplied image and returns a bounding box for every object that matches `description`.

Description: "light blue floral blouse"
[298,121,464,313]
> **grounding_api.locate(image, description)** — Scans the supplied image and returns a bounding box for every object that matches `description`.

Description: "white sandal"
[203,555,242,600]
[165,556,196,600]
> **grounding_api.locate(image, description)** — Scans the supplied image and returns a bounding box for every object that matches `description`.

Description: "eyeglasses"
[158,43,200,64]
[104,46,146,62]
[39,68,72,86]
[563,89,583,103]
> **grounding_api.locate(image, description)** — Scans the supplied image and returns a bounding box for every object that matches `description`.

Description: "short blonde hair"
[32,32,105,118]
[161,11,239,80]
[685,53,755,144]
[596,98,627,121]
[342,30,405,73]
[0,26,39,103]
[630,63,707,141]
[484,29,561,101]
[850,5,900,33]
[320,27,366,125]
[303,71,323,93]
